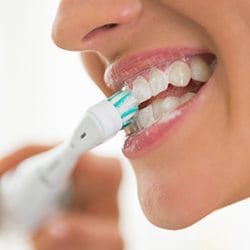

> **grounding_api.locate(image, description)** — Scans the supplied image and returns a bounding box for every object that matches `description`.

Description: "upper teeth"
[149,67,168,96]
[132,56,212,104]
[132,76,151,103]
[168,61,191,87]
[190,56,212,82]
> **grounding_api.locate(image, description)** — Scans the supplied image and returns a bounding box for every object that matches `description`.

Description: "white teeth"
[132,76,151,104]
[124,122,140,136]
[129,56,213,131]
[128,92,196,134]
[179,92,195,105]
[168,61,191,87]
[137,105,155,129]
[149,68,168,96]
[131,56,213,105]
[161,96,181,114]
[190,56,212,82]
[152,99,163,120]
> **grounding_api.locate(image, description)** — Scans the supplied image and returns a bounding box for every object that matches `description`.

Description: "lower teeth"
[125,91,195,136]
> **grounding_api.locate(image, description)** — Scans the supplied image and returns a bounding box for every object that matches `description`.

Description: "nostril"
[102,23,118,30]
[82,23,119,41]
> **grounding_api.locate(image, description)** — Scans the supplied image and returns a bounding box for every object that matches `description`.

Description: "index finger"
[71,153,122,218]
[0,145,52,176]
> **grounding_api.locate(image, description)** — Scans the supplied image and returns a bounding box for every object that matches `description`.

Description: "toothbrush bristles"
[108,89,138,130]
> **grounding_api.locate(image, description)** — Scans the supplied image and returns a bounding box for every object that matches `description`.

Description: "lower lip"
[122,74,215,159]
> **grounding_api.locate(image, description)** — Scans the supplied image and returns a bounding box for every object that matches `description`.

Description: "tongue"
[139,80,204,109]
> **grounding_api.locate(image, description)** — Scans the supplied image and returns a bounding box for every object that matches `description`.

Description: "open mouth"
[124,53,216,135]
[104,48,217,158]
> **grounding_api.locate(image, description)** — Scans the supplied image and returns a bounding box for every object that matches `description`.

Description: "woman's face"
[53,0,250,229]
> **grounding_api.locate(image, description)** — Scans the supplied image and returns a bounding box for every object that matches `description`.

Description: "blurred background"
[1,1,250,249]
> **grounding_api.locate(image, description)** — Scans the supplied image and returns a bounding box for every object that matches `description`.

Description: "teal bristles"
[108,90,138,129]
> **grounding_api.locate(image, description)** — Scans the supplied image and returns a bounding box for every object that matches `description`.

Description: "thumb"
[0,145,52,176]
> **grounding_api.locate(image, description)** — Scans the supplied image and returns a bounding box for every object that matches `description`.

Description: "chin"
[135,163,225,230]
[138,186,219,230]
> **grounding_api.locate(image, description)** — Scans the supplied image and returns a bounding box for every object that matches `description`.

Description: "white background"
[0,1,250,249]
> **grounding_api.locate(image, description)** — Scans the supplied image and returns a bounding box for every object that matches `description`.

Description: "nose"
[52,0,142,51]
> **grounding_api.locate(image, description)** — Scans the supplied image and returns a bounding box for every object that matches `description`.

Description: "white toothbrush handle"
[0,144,76,231]
[0,89,138,232]
[0,100,122,232]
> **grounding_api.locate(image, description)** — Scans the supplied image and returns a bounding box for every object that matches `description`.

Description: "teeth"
[168,61,191,87]
[138,93,193,128]
[137,105,155,129]
[128,56,213,131]
[161,97,181,114]
[149,68,168,96]
[190,56,212,82]
[124,53,216,136]
[179,92,195,105]
[132,76,151,104]
[124,122,140,136]
[127,92,196,135]
[152,99,164,120]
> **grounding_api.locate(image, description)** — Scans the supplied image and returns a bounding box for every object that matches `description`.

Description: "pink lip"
[123,73,215,159]
[103,47,215,158]
[104,48,208,92]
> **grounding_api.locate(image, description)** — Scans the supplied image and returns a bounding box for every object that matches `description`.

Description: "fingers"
[73,153,122,199]
[0,144,122,228]
[0,145,52,176]
[33,213,124,250]
[71,153,122,219]
[0,145,122,219]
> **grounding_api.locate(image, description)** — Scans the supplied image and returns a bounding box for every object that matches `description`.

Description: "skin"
[53,0,250,228]
[0,146,123,250]
[2,0,250,249]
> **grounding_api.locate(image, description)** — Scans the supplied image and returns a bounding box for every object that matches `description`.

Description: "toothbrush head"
[107,89,138,129]
[82,89,138,142]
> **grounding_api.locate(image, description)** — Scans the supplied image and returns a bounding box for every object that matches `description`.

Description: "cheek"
[134,162,225,229]
[80,52,112,96]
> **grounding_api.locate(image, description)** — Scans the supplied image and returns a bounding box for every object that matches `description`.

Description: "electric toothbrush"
[0,89,138,232]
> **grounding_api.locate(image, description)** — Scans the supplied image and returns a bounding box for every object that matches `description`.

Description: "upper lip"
[104,48,208,92]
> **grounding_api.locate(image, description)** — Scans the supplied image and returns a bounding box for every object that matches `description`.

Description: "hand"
[0,145,123,250]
